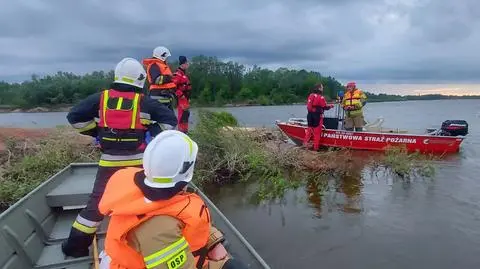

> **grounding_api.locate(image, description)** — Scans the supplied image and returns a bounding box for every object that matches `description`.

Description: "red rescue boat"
[276,118,468,154]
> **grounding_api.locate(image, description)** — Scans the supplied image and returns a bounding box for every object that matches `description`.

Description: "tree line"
[0,55,345,109]
[0,55,478,109]
[365,92,480,102]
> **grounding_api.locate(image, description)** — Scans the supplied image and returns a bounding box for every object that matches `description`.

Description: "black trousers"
[149,89,176,112]
[62,165,140,257]
[307,112,322,127]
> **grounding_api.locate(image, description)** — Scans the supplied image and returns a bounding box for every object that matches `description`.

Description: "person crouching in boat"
[303,84,334,151]
[341,81,367,131]
[98,130,248,269]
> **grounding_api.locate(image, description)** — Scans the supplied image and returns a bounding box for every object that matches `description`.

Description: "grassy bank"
[0,111,436,210]
[0,127,98,209]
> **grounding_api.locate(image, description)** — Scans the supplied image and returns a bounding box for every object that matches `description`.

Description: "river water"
[1,100,479,268]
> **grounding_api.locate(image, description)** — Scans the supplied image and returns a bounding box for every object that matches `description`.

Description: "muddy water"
[1,100,480,268]
[206,100,480,269]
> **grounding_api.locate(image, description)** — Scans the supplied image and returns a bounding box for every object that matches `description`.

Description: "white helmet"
[153,46,171,61]
[143,130,198,189]
[114,57,146,89]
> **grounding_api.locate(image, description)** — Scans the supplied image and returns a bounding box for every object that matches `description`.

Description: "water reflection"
[336,173,363,214]
[304,174,327,217]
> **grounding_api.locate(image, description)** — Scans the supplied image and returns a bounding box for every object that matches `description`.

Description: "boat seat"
[46,166,98,208]
[1,207,108,269]
[0,164,109,269]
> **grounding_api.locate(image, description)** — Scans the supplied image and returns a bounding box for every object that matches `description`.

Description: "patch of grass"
[373,146,436,179]
[190,109,273,186]
[190,110,343,203]
[0,127,99,208]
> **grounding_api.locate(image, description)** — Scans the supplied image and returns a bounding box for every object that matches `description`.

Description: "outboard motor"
[440,120,469,136]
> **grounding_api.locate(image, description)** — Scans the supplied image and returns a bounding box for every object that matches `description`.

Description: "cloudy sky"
[1,0,479,95]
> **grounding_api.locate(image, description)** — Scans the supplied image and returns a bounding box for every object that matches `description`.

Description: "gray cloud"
[0,0,478,85]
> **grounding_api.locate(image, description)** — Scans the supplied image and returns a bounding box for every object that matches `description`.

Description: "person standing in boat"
[143,46,178,112]
[62,58,177,258]
[98,130,248,269]
[304,83,334,151]
[173,55,192,134]
[341,81,367,131]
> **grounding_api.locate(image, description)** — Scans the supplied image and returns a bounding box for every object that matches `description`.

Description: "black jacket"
[67,83,177,138]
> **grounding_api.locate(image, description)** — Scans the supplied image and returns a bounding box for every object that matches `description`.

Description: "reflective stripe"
[140,112,151,119]
[155,75,164,85]
[71,120,97,132]
[150,95,171,101]
[152,177,173,183]
[115,76,135,84]
[101,153,144,161]
[101,137,138,142]
[72,221,97,234]
[183,136,193,156]
[116,97,124,109]
[144,237,189,269]
[131,93,140,129]
[159,123,174,130]
[102,90,108,127]
[99,159,143,167]
[76,215,101,227]
[141,119,152,125]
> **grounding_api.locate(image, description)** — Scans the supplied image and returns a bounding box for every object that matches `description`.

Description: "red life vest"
[97,89,147,153]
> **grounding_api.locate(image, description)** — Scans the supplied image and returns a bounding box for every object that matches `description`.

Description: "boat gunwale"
[276,121,467,140]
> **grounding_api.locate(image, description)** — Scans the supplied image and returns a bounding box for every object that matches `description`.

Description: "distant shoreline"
[0,106,72,114]
[1,97,479,114]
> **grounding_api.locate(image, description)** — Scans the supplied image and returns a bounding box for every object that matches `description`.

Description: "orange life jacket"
[143,58,177,91]
[342,89,364,108]
[98,167,211,269]
[97,89,147,154]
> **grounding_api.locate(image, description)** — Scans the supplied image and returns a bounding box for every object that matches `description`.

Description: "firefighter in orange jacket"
[173,56,192,133]
[143,46,177,111]
[303,84,334,151]
[98,130,248,269]
[61,58,177,258]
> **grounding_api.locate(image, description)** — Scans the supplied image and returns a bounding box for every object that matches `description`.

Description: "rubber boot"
[61,229,93,257]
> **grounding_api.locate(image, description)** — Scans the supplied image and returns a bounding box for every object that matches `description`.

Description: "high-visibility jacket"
[143,58,177,91]
[341,89,367,117]
[98,167,211,269]
[66,84,178,167]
